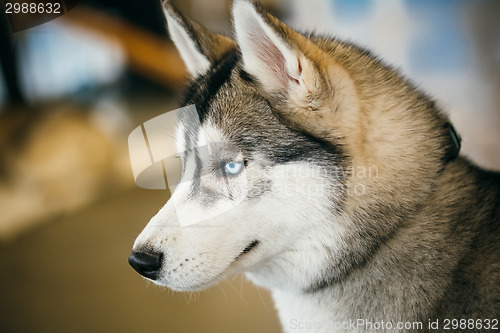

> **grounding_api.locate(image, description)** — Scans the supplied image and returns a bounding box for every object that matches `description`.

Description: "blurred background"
[0,0,499,332]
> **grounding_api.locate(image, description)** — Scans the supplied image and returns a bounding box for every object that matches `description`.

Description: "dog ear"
[162,0,236,77]
[232,0,325,98]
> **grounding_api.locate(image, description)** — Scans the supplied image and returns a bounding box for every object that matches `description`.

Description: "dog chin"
[153,274,225,292]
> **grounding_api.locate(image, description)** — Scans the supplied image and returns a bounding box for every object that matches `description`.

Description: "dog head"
[129,0,454,292]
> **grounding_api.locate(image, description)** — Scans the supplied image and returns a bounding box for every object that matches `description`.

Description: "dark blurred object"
[82,0,167,37]
[0,4,25,107]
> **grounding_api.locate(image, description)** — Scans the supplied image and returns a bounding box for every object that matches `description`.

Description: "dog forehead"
[200,121,226,144]
[175,117,232,153]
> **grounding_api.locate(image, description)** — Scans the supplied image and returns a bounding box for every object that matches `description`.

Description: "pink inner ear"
[249,26,291,87]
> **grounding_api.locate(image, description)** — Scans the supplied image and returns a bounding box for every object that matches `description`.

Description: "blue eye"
[224,161,244,176]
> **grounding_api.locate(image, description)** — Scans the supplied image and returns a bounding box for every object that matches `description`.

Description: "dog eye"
[223,161,244,176]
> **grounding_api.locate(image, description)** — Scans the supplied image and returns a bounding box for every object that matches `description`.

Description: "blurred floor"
[0,187,281,333]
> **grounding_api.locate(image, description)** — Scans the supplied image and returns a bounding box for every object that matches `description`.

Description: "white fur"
[174,123,185,155]
[163,7,211,77]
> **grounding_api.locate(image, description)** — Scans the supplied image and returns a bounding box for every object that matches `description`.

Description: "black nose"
[128,250,163,280]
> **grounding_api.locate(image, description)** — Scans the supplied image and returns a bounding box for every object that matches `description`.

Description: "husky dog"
[129,0,500,331]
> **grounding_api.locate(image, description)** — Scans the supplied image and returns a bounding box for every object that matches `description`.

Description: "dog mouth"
[168,240,261,291]
[235,240,260,260]
[153,240,261,291]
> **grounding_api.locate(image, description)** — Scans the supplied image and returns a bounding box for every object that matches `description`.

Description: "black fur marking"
[443,121,462,163]
[183,51,240,123]
[188,153,203,199]
[239,69,256,84]
[236,240,260,259]
[273,132,344,165]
